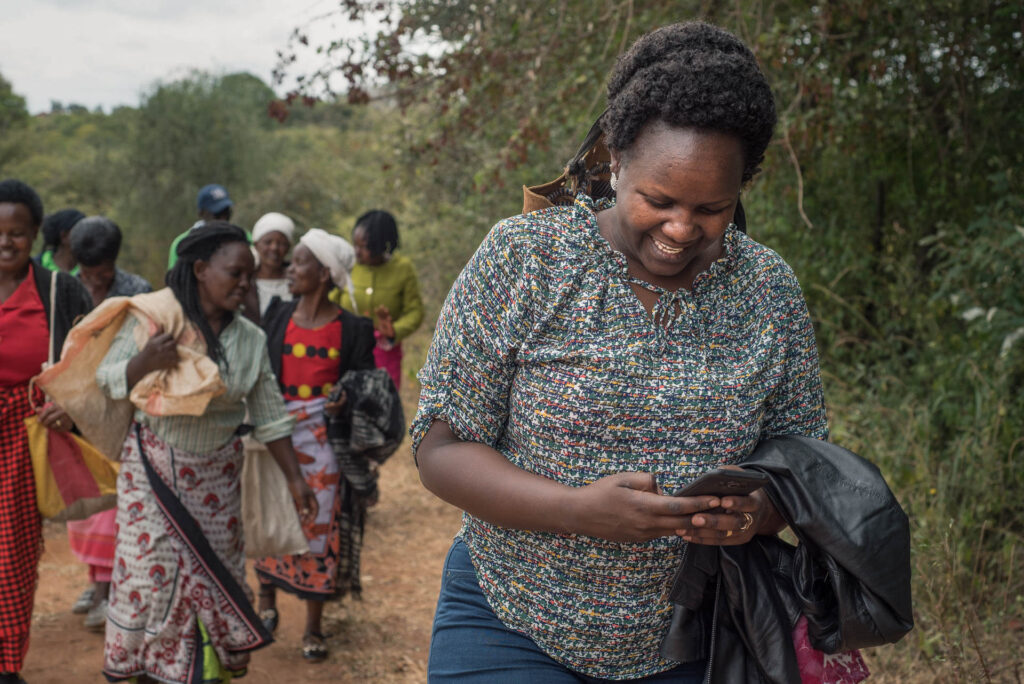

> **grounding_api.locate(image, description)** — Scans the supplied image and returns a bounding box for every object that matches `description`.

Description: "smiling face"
[286,244,330,296]
[0,202,38,276]
[194,241,254,315]
[254,231,291,275]
[601,123,745,290]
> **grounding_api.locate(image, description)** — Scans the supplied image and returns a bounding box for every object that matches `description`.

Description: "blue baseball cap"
[196,184,233,214]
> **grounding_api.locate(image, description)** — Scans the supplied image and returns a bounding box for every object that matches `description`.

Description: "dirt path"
[22,431,463,683]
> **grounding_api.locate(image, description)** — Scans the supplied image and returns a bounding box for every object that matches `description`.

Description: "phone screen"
[673,469,768,499]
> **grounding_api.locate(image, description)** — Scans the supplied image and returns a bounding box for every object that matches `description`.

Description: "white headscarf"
[299,228,358,308]
[252,212,296,244]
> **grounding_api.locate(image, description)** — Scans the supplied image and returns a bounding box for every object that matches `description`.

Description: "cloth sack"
[240,435,309,559]
[34,288,226,460]
[25,414,118,521]
[25,269,118,521]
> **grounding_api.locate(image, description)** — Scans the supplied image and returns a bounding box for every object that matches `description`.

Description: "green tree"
[0,72,29,174]
[120,71,283,276]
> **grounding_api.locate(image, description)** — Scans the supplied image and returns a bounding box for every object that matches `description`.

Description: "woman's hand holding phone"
[564,472,722,543]
[562,468,784,545]
[672,468,784,545]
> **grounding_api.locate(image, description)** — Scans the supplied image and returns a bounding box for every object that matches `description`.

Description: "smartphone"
[672,469,768,508]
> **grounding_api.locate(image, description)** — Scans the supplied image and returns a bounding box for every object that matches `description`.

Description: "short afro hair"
[42,208,86,249]
[70,216,123,267]
[602,21,777,183]
[354,210,400,257]
[0,179,44,227]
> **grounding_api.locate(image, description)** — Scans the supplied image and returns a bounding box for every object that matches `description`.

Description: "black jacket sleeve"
[261,297,298,384]
[341,311,377,372]
[33,262,93,360]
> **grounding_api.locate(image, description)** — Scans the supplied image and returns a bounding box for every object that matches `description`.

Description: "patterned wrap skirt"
[103,423,271,683]
[0,383,42,673]
[254,397,344,600]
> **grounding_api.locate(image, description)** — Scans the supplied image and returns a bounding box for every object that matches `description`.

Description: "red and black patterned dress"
[0,274,49,673]
[254,319,346,599]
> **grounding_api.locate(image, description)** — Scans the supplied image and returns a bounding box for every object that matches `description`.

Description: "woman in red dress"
[254,228,375,661]
[0,179,92,684]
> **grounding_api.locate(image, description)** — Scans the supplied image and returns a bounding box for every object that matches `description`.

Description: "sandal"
[258,607,278,635]
[302,632,328,662]
[72,586,95,614]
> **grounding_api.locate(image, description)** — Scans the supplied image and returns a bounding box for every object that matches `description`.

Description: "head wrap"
[176,222,249,260]
[42,208,86,248]
[299,228,357,304]
[252,212,295,245]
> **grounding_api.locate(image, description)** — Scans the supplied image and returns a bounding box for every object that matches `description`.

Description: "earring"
[610,172,618,191]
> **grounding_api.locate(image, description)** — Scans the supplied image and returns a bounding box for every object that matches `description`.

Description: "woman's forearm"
[124,354,153,392]
[417,420,576,534]
[265,437,304,482]
[419,420,717,543]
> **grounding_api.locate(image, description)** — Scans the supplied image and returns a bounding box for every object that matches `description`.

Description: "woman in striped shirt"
[97,223,317,684]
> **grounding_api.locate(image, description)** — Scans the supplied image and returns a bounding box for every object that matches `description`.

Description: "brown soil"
[22,429,463,683]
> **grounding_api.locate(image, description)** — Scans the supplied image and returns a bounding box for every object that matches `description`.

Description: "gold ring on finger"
[739,512,754,532]
[725,529,733,538]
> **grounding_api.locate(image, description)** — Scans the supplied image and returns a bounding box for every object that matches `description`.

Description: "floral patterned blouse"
[411,194,828,679]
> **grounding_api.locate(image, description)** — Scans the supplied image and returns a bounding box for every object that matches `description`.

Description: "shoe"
[83,599,108,630]
[72,587,95,614]
[301,632,328,662]
[258,607,278,635]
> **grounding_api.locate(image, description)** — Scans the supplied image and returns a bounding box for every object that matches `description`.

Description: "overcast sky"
[0,0,371,113]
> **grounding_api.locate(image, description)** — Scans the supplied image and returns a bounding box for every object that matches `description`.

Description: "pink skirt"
[373,330,403,390]
[67,509,117,581]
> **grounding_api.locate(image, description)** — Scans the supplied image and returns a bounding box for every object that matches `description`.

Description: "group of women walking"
[1,18,911,684]
[0,182,419,683]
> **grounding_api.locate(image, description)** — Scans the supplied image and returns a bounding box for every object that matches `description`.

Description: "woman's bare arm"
[417,420,720,543]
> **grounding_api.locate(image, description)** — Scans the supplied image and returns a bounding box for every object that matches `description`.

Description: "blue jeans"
[428,539,705,683]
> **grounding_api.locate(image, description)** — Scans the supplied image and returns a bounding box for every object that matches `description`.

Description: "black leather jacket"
[660,435,914,683]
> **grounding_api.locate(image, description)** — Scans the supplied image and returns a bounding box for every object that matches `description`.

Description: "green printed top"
[97,314,294,453]
[39,249,79,276]
[332,255,424,341]
[411,195,828,679]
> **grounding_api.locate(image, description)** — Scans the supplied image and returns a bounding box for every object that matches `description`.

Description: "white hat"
[299,228,358,308]
[252,212,296,244]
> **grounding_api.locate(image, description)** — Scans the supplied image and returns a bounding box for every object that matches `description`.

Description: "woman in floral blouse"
[413,22,829,683]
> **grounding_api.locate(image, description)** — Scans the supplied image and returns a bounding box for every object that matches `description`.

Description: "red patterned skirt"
[254,398,344,600]
[0,383,42,673]
[103,423,271,683]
